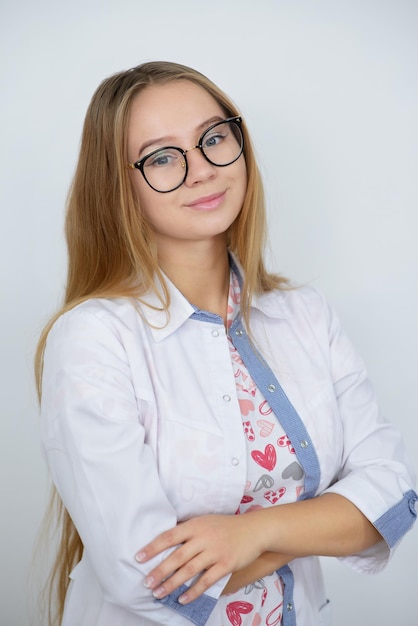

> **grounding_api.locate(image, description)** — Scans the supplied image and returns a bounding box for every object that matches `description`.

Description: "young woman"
[35,61,417,626]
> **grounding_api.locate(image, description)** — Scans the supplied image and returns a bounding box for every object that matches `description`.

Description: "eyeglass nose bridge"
[182,143,205,160]
[180,143,213,173]
[184,144,200,155]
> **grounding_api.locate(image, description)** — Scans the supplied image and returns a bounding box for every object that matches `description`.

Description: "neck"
[157,237,230,324]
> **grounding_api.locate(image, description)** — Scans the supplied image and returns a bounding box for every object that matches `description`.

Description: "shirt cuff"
[374,489,417,548]
[157,584,217,626]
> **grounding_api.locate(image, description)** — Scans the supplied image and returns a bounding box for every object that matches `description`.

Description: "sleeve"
[320,294,417,573]
[40,306,220,625]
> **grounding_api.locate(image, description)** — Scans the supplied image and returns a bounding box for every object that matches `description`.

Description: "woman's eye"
[204,132,226,148]
[146,150,178,167]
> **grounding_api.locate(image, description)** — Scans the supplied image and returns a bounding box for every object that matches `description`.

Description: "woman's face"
[127,80,247,250]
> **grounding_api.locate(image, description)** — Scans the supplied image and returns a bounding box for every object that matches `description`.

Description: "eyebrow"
[137,115,224,156]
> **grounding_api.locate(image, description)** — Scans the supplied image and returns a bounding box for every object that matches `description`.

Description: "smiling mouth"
[185,191,226,210]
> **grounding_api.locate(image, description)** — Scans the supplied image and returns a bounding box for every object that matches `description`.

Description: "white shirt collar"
[136,253,289,342]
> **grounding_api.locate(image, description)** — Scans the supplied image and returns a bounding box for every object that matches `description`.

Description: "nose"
[183,145,216,187]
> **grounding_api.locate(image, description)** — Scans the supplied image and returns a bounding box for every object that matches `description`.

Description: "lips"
[185,191,225,210]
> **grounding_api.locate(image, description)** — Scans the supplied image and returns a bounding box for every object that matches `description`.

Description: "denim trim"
[277,565,297,626]
[374,489,418,548]
[229,317,321,500]
[158,584,217,625]
[190,309,224,324]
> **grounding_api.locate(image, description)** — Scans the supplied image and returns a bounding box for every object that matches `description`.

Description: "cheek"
[237,160,248,203]
[130,173,163,221]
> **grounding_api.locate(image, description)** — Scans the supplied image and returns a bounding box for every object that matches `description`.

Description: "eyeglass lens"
[141,120,243,193]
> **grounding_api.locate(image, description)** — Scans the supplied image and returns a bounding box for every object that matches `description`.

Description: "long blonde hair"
[35,60,286,625]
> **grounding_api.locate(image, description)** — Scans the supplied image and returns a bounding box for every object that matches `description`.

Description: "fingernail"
[144,576,155,589]
[153,586,165,599]
[136,552,146,563]
[178,593,188,604]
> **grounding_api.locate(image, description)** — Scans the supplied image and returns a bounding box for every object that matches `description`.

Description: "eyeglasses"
[127,116,244,193]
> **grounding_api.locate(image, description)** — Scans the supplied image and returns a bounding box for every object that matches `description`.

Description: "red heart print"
[278,434,295,454]
[258,400,273,416]
[243,421,255,442]
[240,494,254,504]
[239,399,254,416]
[251,444,277,470]
[264,487,286,504]
[226,601,254,626]
[266,603,283,626]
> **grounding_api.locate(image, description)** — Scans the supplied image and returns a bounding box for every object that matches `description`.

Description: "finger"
[143,542,201,591]
[136,526,186,563]
[178,563,229,604]
[151,553,210,600]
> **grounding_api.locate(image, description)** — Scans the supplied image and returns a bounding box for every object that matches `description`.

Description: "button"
[408,496,418,514]
[287,602,293,611]
[235,329,244,336]
[267,384,276,393]
[300,440,309,449]
[211,329,220,337]
[223,394,231,403]
[231,457,240,466]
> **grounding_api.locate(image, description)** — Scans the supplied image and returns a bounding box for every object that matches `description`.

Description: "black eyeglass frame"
[127,116,244,193]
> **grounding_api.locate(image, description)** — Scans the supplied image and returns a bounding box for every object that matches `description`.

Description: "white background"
[1,1,417,624]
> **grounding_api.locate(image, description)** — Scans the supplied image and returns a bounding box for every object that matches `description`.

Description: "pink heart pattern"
[243,420,255,442]
[258,400,273,416]
[266,603,283,626]
[223,270,304,625]
[226,601,254,626]
[277,434,295,454]
[264,487,286,505]
[256,419,274,437]
[251,444,277,470]
[239,398,255,416]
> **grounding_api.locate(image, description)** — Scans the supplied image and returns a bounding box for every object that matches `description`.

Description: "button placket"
[230,311,320,504]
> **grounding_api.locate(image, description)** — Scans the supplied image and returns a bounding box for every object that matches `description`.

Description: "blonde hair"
[35,61,286,624]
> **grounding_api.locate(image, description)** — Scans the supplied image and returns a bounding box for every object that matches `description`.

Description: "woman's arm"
[136,492,383,604]
[221,552,294,595]
[41,305,217,624]
[138,289,416,605]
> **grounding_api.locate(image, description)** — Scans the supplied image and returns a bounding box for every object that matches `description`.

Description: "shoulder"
[254,285,331,323]
[46,297,142,348]
[252,286,340,351]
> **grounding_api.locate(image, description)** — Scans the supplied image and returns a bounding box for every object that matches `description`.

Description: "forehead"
[127,80,226,141]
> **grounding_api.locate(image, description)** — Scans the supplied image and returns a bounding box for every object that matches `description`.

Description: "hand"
[136,512,267,604]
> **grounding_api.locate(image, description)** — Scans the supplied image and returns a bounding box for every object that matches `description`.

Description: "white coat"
[40,269,417,626]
